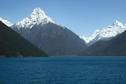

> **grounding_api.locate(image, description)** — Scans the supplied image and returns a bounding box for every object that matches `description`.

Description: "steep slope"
[0,17,13,26]
[80,30,126,56]
[0,21,47,57]
[82,20,126,45]
[13,8,86,56]
[14,8,54,28]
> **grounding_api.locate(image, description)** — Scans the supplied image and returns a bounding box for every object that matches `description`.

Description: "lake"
[0,56,126,84]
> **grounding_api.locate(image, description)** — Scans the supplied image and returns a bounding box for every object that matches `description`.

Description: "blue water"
[0,56,126,84]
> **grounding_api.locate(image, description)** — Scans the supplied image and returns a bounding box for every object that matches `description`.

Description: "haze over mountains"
[0,7,126,56]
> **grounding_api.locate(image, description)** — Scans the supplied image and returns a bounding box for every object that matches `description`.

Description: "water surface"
[0,56,126,84]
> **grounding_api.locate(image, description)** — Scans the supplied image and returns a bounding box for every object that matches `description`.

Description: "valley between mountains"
[0,8,126,57]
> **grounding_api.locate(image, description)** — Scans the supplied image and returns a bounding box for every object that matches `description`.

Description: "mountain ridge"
[81,20,126,45]
[80,30,126,56]
[0,21,47,57]
[12,8,86,56]
[14,8,54,29]
[0,17,13,26]
[0,8,125,46]
[1,8,126,56]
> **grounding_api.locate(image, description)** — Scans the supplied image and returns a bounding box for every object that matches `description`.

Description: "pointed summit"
[112,20,125,28]
[31,8,46,17]
[15,8,54,28]
[82,20,126,44]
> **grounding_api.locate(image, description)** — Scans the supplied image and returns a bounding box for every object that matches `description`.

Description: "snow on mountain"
[15,8,55,28]
[12,8,86,55]
[0,17,13,26]
[80,36,92,43]
[82,20,126,44]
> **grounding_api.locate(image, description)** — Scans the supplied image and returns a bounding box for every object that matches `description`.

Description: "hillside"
[0,21,47,57]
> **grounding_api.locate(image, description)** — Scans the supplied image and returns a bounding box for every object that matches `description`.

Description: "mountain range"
[0,7,126,56]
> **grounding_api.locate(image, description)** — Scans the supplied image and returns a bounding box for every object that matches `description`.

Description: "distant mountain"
[81,20,126,45]
[12,8,86,56]
[80,30,126,56]
[0,21,47,57]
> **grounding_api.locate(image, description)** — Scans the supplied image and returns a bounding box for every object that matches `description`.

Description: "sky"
[0,0,126,36]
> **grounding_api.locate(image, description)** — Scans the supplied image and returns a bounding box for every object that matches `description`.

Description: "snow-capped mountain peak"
[112,20,125,28]
[31,8,46,18]
[0,17,13,27]
[15,8,55,28]
[82,20,126,44]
